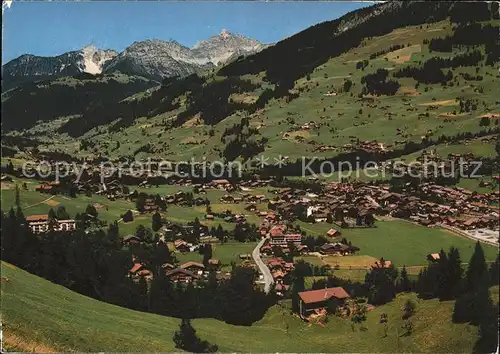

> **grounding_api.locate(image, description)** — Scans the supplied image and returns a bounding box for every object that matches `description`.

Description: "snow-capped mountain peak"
[3,31,268,89]
[80,45,117,75]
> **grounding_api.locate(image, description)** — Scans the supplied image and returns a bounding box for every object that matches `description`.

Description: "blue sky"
[2,1,371,63]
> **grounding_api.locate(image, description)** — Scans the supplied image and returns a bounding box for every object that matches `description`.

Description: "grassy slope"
[11,20,499,163]
[296,219,499,266]
[2,261,497,352]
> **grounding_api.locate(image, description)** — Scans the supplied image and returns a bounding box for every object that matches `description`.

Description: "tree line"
[1,202,274,326]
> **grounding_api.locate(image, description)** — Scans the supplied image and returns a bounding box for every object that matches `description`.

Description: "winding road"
[252,236,274,294]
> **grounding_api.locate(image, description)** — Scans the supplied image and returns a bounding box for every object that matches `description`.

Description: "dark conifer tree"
[173,319,218,353]
[152,211,162,232]
[398,265,411,292]
[465,242,488,292]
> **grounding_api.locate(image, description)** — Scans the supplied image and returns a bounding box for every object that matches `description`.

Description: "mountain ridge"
[2,30,268,89]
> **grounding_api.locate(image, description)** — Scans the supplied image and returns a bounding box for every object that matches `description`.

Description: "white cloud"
[2,0,12,15]
[2,0,13,15]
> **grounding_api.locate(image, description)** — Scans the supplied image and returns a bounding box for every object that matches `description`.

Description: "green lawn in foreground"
[296,220,498,266]
[2,261,496,352]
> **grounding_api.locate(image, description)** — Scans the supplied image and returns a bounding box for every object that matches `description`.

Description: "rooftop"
[298,287,350,304]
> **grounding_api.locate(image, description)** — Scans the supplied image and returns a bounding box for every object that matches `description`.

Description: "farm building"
[298,287,350,317]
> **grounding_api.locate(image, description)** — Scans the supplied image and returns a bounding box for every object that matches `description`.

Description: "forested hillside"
[2,1,499,164]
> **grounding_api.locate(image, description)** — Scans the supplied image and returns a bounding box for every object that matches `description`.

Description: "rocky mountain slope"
[101,39,212,82]
[191,29,265,65]
[102,30,267,80]
[2,46,117,91]
[2,30,267,90]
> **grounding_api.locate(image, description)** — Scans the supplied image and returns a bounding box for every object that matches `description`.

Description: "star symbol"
[255,155,269,168]
[273,155,288,168]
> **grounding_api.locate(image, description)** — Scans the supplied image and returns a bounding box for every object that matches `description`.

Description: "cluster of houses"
[129,260,222,283]
[377,183,499,230]
[267,257,294,296]
[341,140,391,154]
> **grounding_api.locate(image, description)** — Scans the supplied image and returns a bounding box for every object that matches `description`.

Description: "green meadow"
[2,261,497,353]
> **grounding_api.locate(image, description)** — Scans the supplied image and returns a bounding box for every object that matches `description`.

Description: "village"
[2,147,498,324]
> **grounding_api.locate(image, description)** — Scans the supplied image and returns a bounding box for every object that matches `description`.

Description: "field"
[175,241,257,267]
[296,220,498,266]
[0,177,274,236]
[2,261,497,353]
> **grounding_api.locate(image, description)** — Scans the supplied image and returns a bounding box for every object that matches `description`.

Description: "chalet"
[269,231,302,247]
[180,261,205,275]
[268,259,284,270]
[380,193,404,206]
[224,215,235,222]
[211,179,231,189]
[270,224,287,237]
[260,244,273,255]
[371,259,393,269]
[166,268,200,283]
[221,195,236,203]
[207,259,220,270]
[123,235,141,245]
[35,184,54,193]
[313,212,328,223]
[1,175,13,182]
[296,245,308,253]
[245,204,257,212]
[298,287,350,317]
[26,215,76,233]
[272,270,285,282]
[129,263,152,279]
[319,242,356,256]
[162,263,176,271]
[274,283,290,297]
[326,229,341,237]
[427,253,440,262]
[174,239,190,253]
[239,254,252,261]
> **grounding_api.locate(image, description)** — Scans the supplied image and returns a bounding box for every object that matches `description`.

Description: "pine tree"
[465,242,488,292]
[14,184,21,209]
[402,299,416,319]
[152,211,162,232]
[106,221,120,246]
[291,275,305,313]
[398,265,411,292]
[149,270,174,315]
[447,247,463,297]
[48,208,58,230]
[135,193,147,213]
[219,267,259,325]
[216,224,225,244]
[365,260,398,305]
[452,291,474,323]
[436,248,451,300]
[173,319,218,353]
[202,243,213,267]
[488,254,499,285]
[56,205,70,220]
[85,204,98,218]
